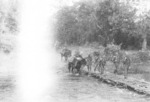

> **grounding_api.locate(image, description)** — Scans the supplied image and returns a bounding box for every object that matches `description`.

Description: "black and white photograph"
[0,0,150,102]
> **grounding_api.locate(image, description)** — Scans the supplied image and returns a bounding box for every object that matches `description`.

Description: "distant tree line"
[55,0,150,50]
[0,0,19,52]
[0,0,18,35]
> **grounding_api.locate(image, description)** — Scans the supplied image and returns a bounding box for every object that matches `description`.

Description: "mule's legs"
[89,65,91,73]
[101,60,106,75]
[77,68,81,75]
[68,62,72,73]
[98,61,103,74]
[124,65,127,79]
[114,62,120,74]
[72,67,74,74]
[123,64,130,79]
[94,63,99,72]
[68,62,70,72]
[86,65,91,75]
[64,56,67,62]
[98,66,101,73]
[87,65,90,72]
[100,65,104,75]
[61,54,63,61]
[66,56,68,62]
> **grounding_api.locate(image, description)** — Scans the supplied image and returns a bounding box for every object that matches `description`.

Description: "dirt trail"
[46,61,150,102]
[0,51,150,102]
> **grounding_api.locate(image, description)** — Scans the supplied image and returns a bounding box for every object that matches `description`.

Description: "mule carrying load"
[68,50,88,75]
[60,48,72,62]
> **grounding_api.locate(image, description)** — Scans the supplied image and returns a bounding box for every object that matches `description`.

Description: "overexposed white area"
[17,0,83,101]
[134,0,150,16]
[18,0,60,102]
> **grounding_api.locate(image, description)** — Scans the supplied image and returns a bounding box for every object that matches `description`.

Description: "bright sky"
[133,0,150,16]
[53,0,150,16]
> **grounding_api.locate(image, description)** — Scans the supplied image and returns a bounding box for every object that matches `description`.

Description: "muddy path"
[0,51,150,102]
[50,62,150,102]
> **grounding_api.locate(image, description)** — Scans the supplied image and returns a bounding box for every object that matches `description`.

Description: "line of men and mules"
[54,42,131,79]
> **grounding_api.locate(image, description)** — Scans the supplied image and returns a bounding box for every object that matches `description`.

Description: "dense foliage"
[55,0,150,50]
[0,0,19,53]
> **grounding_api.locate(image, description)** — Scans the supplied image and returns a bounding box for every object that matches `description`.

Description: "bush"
[97,45,104,50]
[0,44,13,54]
[128,52,140,63]
[90,42,99,48]
[105,44,121,55]
[138,51,150,62]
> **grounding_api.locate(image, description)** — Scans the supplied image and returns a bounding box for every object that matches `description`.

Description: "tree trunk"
[104,35,109,47]
[142,36,147,51]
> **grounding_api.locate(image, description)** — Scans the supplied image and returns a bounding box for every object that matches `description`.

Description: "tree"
[135,13,150,50]
[55,1,98,45]
[55,0,142,49]
[95,0,136,47]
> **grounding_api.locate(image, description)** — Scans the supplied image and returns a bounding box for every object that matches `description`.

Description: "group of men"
[55,42,131,79]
